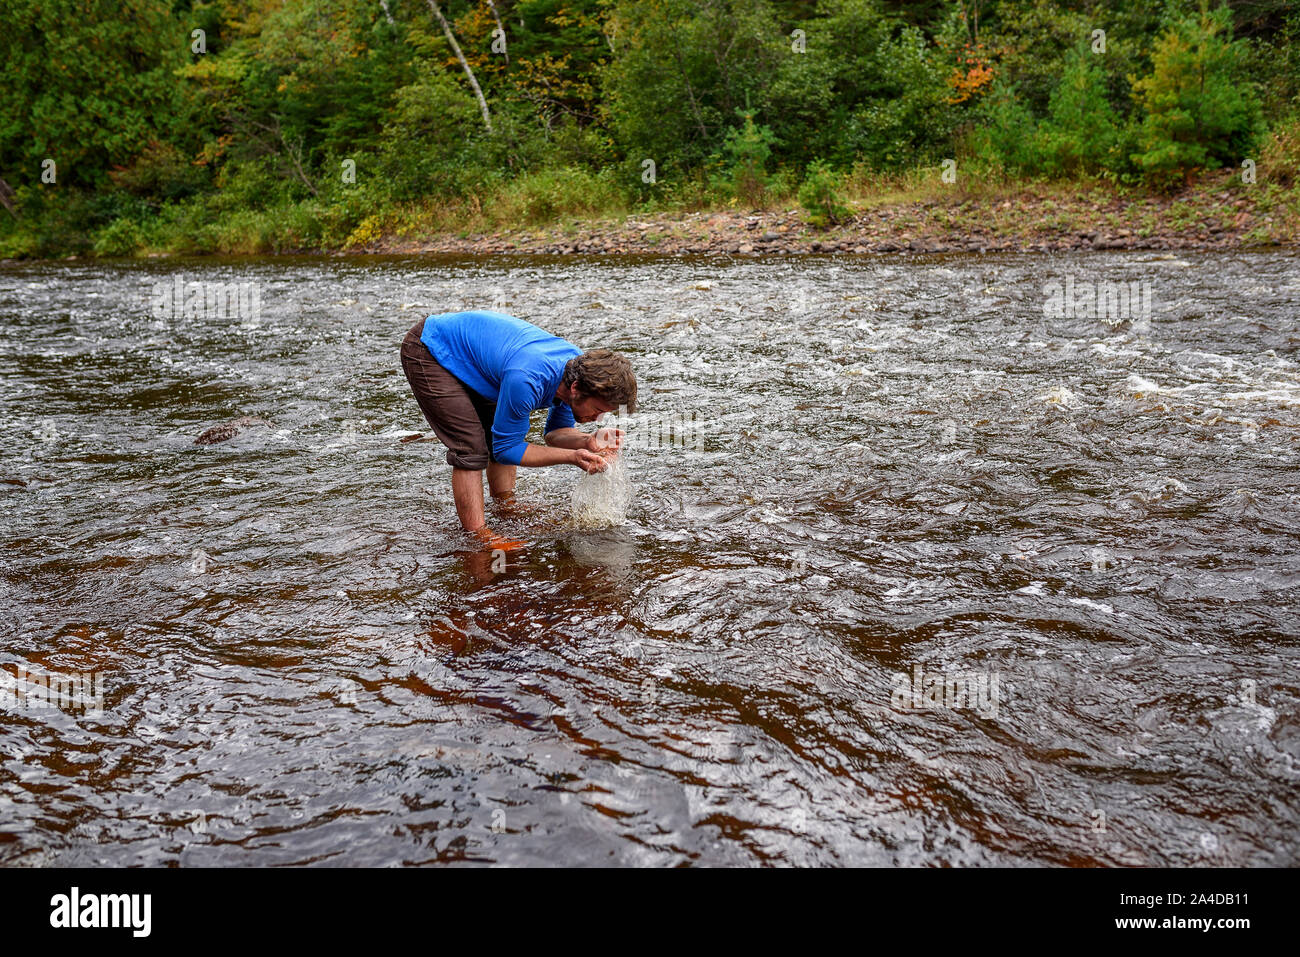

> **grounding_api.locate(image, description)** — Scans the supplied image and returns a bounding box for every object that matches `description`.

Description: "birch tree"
[425,0,493,133]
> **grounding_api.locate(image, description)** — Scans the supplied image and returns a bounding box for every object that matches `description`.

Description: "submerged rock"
[194,416,274,445]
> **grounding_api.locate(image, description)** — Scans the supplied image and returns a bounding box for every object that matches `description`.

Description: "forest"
[0,0,1295,257]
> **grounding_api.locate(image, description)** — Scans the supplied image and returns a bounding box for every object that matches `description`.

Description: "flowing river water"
[1,251,1298,866]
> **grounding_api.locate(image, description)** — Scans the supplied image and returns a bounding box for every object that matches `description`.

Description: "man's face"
[570,391,616,424]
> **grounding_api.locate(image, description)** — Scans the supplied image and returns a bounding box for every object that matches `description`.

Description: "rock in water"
[194,416,273,445]
[570,454,632,528]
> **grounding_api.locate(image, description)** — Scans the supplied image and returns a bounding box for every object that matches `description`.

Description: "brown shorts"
[400,319,500,470]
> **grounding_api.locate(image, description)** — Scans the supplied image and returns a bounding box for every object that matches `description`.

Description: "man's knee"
[447,449,489,470]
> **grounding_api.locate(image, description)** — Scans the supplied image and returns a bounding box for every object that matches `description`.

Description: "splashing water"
[570,453,632,527]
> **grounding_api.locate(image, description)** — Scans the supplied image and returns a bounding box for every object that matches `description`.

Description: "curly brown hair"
[562,349,638,413]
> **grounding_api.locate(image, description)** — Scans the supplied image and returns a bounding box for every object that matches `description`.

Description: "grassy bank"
[3,158,1295,263]
[369,160,1300,257]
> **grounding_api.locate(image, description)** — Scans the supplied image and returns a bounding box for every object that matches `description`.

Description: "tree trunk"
[0,177,17,220]
[485,0,508,64]
[426,0,493,133]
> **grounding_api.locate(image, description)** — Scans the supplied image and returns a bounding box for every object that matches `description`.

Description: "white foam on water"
[1038,386,1084,408]
[570,453,633,528]
[1123,373,1163,395]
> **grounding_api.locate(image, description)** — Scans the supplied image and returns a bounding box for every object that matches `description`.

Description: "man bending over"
[400,310,637,545]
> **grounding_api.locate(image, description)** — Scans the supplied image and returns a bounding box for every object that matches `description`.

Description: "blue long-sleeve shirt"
[419,310,580,465]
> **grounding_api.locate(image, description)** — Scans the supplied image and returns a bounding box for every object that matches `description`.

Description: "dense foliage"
[0,0,1294,255]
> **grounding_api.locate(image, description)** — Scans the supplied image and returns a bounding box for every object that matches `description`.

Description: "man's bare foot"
[472,526,529,551]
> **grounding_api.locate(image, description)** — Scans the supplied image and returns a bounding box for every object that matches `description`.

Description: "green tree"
[602,0,782,172]
[1131,3,1265,187]
[718,110,778,205]
[966,77,1040,174]
[1037,41,1122,176]
[766,0,954,169]
[0,0,186,190]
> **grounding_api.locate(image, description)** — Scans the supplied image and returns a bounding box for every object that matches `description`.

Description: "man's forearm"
[543,428,588,450]
[519,442,578,467]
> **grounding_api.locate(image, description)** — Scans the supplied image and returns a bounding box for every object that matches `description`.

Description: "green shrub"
[966,79,1044,175]
[601,0,779,172]
[1036,43,1122,176]
[92,216,145,257]
[1258,114,1300,187]
[0,223,39,259]
[548,117,616,171]
[719,110,777,206]
[108,141,209,202]
[497,167,624,226]
[843,26,957,168]
[798,160,850,227]
[984,1,1098,117]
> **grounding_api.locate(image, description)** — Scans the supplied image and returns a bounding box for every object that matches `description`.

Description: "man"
[400,310,637,546]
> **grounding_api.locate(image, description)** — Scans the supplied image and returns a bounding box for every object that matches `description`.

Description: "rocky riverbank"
[375,174,1293,258]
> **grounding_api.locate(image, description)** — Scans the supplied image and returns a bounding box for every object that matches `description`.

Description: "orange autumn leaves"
[946,40,996,105]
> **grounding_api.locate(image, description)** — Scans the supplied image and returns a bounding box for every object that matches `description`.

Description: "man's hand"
[572,449,608,473]
[586,427,624,456]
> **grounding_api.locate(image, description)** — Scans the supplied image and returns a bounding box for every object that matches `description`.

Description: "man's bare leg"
[451,468,486,531]
[453,466,527,549]
[487,462,517,500]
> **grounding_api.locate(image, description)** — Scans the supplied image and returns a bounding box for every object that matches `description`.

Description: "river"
[1,251,1297,865]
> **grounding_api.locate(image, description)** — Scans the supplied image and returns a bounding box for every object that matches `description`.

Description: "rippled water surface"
[2,251,1299,866]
